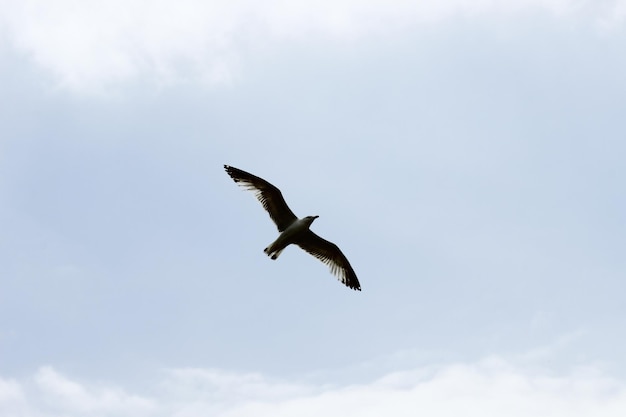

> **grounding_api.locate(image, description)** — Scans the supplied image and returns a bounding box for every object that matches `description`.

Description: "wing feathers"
[224,165,298,232]
[296,231,361,291]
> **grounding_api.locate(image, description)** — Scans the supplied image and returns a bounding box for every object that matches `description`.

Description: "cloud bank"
[1,357,625,417]
[1,0,625,94]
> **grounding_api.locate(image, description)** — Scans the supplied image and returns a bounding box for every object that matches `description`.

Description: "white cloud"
[1,0,625,95]
[0,377,24,403]
[33,366,156,416]
[158,368,316,416]
[1,357,626,417]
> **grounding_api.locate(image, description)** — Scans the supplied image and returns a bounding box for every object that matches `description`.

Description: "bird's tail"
[264,246,284,260]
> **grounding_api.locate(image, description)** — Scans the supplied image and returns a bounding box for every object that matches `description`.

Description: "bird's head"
[304,215,319,225]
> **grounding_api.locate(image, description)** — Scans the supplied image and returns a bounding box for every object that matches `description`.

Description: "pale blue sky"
[1,1,626,415]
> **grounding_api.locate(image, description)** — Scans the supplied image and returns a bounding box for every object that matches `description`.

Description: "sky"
[1,0,626,415]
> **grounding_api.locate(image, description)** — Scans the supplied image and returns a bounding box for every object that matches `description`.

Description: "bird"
[224,165,361,291]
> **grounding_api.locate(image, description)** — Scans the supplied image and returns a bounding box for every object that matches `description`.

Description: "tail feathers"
[264,246,284,260]
[270,248,284,260]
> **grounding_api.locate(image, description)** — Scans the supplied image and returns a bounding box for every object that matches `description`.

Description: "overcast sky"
[1,0,626,416]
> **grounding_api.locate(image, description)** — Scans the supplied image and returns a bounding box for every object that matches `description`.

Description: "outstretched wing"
[295,231,361,291]
[224,165,298,232]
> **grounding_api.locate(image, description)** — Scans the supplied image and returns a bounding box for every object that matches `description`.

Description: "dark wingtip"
[224,165,240,182]
[347,279,361,291]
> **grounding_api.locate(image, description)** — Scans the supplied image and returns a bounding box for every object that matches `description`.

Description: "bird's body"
[263,215,318,260]
[224,165,361,291]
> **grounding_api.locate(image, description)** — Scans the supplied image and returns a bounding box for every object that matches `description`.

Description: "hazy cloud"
[0,377,23,403]
[1,0,625,94]
[2,358,625,417]
[32,366,156,416]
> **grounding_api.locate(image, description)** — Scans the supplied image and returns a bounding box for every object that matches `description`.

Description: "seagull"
[224,165,361,291]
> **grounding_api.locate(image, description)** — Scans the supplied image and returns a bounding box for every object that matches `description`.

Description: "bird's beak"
[313,215,319,219]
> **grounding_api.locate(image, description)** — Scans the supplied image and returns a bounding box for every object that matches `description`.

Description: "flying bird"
[224,165,361,291]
